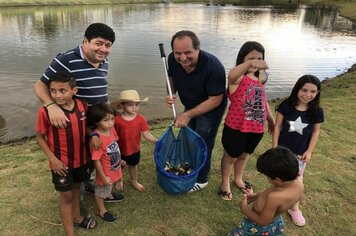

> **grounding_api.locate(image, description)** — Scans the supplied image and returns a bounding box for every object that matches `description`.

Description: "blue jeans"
[187,103,226,183]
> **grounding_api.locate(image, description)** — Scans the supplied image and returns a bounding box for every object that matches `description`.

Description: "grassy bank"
[0,67,355,235]
[0,0,355,21]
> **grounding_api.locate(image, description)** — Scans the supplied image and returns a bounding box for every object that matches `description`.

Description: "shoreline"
[0,1,355,23]
[2,63,355,146]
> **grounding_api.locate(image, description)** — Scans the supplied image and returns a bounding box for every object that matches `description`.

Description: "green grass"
[1,66,355,235]
[0,1,354,235]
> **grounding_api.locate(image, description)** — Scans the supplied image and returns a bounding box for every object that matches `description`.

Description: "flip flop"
[235,181,253,194]
[218,189,232,201]
[74,215,97,229]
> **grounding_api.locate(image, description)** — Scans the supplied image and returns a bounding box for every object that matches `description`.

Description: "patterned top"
[225,75,267,133]
[36,99,88,169]
[277,101,324,155]
[91,127,123,185]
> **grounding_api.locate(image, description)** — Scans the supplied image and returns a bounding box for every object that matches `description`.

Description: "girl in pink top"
[219,42,274,200]
[87,103,126,223]
[114,90,157,192]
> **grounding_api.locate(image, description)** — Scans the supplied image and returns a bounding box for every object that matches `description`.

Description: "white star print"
[288,117,308,135]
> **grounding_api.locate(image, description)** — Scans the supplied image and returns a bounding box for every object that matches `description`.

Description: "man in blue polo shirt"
[166,30,227,192]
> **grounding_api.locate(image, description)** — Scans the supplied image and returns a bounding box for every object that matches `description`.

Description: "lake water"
[0,3,355,143]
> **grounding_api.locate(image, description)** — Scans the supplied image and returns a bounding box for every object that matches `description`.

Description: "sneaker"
[104,192,125,202]
[288,209,306,226]
[188,182,208,193]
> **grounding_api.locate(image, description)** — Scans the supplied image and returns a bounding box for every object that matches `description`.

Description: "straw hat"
[116,89,148,104]
[111,90,148,109]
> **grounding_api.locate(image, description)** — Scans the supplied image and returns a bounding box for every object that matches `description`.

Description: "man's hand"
[48,104,69,128]
[174,112,191,128]
[165,95,176,108]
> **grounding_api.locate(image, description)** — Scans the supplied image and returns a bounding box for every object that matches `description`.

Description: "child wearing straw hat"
[113,90,157,192]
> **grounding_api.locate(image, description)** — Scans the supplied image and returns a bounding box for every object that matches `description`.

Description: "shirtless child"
[229,146,304,235]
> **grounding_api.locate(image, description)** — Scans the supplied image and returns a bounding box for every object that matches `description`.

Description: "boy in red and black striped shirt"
[36,71,97,235]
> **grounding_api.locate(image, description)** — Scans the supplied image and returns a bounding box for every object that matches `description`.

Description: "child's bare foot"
[132,181,145,192]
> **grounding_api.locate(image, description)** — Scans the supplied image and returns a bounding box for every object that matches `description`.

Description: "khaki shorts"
[95,183,113,199]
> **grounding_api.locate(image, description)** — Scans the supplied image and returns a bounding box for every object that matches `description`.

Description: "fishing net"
[154,126,207,194]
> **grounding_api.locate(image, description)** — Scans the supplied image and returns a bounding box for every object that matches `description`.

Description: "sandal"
[97,211,117,223]
[288,209,305,226]
[235,181,253,194]
[218,189,232,201]
[74,215,97,229]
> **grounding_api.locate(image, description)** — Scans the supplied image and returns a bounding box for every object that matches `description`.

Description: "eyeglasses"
[91,40,113,49]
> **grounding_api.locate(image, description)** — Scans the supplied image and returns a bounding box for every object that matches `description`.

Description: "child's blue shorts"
[228,215,285,236]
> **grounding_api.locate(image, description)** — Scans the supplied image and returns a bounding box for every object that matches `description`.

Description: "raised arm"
[228,61,251,85]
[34,80,69,128]
[228,60,268,93]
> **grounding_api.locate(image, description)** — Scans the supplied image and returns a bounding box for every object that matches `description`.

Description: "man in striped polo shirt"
[34,22,115,127]
[34,23,116,214]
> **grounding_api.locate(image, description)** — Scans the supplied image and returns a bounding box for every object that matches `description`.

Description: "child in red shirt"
[87,103,125,223]
[113,90,157,192]
[36,71,97,235]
